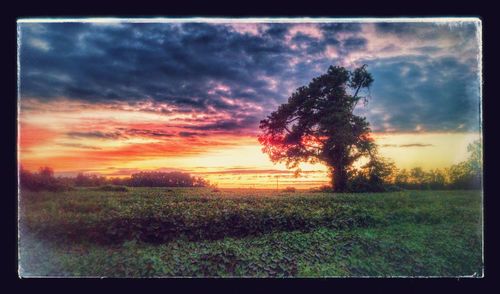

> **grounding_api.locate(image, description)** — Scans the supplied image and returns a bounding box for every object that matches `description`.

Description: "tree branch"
[305,129,326,145]
[286,116,300,124]
[283,125,292,134]
[352,84,364,101]
[351,64,368,110]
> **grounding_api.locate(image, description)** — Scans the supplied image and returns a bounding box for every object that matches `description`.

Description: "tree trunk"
[332,164,347,192]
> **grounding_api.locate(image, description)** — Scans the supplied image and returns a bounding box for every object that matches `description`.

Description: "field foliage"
[18,188,483,277]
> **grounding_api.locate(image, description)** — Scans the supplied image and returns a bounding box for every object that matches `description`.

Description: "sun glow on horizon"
[19,102,481,189]
[18,21,481,189]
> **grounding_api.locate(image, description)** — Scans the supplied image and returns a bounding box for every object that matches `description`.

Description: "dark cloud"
[343,37,367,51]
[319,23,363,34]
[359,55,480,133]
[117,128,175,138]
[399,143,434,148]
[19,21,481,134]
[66,131,125,139]
[67,128,175,140]
[382,143,433,148]
[414,46,442,54]
[178,131,206,138]
[19,22,297,122]
[183,116,260,132]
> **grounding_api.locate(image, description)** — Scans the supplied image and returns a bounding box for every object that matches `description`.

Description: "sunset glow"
[18,20,482,188]
[18,98,480,188]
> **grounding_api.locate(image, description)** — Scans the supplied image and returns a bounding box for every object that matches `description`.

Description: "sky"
[17,19,482,188]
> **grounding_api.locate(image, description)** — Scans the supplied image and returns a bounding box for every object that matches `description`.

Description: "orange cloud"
[18,98,480,188]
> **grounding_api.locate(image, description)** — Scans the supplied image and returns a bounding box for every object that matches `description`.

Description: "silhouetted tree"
[259,65,376,192]
[363,154,397,191]
[447,139,482,189]
[466,139,482,188]
[347,153,396,192]
[38,166,54,178]
[388,140,482,191]
[409,167,425,189]
[75,173,106,187]
[395,168,409,188]
[425,169,446,190]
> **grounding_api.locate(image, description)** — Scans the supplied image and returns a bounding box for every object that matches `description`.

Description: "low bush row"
[21,205,375,244]
[19,189,481,245]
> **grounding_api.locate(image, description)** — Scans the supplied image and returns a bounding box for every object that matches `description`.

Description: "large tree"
[259,65,376,192]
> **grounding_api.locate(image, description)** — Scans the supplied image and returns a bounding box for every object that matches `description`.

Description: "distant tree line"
[344,140,482,192]
[19,168,210,192]
[19,166,69,192]
[19,140,481,193]
[110,171,209,187]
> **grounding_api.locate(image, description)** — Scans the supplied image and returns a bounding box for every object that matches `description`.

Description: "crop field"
[18,188,483,277]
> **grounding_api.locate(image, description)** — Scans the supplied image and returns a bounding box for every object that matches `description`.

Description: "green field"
[18,188,483,277]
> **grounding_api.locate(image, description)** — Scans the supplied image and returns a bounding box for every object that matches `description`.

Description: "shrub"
[20,167,70,192]
[385,185,403,192]
[75,173,107,187]
[95,185,129,192]
[310,185,333,193]
[283,187,296,193]
[347,173,386,193]
[128,171,209,187]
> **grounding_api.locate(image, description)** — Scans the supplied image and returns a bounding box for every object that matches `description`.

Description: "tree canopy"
[259,65,377,192]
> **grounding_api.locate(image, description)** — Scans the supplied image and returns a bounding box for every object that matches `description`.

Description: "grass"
[18,188,483,277]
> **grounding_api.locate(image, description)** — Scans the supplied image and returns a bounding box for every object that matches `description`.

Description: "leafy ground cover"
[18,188,483,277]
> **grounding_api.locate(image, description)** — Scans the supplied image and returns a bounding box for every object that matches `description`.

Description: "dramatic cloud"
[116,128,175,138]
[19,21,481,134]
[17,20,482,185]
[178,131,207,138]
[66,131,126,140]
